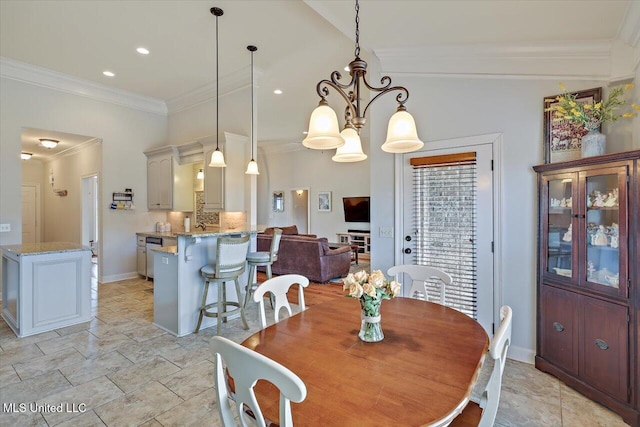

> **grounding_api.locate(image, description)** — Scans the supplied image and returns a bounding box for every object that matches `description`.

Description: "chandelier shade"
[305,0,422,155]
[332,126,367,162]
[381,108,424,153]
[209,7,226,168]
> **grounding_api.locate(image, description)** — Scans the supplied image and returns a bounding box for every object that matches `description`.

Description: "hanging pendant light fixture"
[208,7,226,168]
[245,45,259,175]
[303,0,423,154]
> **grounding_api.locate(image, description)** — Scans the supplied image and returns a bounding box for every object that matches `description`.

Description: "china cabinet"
[533,150,639,426]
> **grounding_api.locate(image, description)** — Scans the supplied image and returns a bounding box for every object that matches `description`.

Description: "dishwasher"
[145,236,163,279]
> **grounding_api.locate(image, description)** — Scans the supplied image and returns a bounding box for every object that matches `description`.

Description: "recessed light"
[21,152,33,160]
[273,89,283,95]
[39,139,59,149]
[136,47,150,55]
[302,131,308,135]
[103,70,115,77]
[344,66,350,72]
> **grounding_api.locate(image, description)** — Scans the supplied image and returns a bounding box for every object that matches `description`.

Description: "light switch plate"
[379,226,393,238]
[0,224,10,232]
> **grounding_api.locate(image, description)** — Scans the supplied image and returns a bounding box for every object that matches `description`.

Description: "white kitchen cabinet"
[203,133,248,212]
[145,146,194,211]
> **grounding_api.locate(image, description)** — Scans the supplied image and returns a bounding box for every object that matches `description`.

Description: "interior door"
[401,143,494,334]
[21,185,38,243]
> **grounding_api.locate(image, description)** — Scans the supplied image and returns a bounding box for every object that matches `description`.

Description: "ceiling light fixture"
[39,139,59,149]
[303,0,423,154]
[197,169,204,180]
[245,45,260,175]
[21,152,33,160]
[103,70,115,77]
[208,7,226,168]
[273,89,283,95]
[136,47,150,55]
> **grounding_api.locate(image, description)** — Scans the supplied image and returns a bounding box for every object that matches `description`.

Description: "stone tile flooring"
[0,273,630,426]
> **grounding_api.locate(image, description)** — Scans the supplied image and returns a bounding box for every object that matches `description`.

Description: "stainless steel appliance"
[136,236,146,278]
[145,236,162,279]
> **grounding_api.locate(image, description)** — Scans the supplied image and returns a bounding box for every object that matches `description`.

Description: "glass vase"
[359,299,384,342]
[581,129,606,158]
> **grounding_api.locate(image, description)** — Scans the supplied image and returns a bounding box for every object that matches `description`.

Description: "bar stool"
[195,234,250,334]
[243,228,283,308]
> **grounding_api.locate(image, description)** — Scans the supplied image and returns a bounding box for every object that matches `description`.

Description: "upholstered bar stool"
[195,234,250,334]
[243,228,283,308]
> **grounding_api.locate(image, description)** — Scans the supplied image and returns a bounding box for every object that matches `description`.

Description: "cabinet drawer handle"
[552,322,564,332]
[594,339,609,350]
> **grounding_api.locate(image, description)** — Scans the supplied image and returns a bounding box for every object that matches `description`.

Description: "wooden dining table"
[241,296,489,426]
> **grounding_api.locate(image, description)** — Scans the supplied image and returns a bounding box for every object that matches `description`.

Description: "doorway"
[290,189,309,234]
[21,184,41,243]
[397,134,502,335]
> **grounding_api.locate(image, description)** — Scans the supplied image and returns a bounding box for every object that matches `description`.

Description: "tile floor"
[0,271,630,426]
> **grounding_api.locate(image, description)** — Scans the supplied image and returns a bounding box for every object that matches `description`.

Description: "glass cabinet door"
[544,174,576,280]
[580,167,628,297]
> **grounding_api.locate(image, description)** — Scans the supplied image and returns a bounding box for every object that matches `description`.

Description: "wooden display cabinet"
[533,150,639,426]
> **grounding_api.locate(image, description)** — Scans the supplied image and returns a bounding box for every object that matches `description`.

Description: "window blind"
[410,152,477,318]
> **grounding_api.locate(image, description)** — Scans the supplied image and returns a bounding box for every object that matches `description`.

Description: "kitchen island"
[1,242,91,338]
[151,225,264,336]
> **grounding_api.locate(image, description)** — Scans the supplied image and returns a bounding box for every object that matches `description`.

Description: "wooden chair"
[387,264,453,304]
[195,234,250,334]
[252,274,309,329]
[210,336,307,427]
[244,228,283,308]
[451,305,513,427]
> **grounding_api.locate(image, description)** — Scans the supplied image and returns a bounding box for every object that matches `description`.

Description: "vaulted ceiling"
[1,0,637,150]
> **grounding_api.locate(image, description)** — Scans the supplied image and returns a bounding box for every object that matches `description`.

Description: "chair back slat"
[387,264,453,304]
[253,274,310,329]
[211,336,307,427]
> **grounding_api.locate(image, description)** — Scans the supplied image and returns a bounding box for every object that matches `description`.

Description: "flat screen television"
[343,197,370,222]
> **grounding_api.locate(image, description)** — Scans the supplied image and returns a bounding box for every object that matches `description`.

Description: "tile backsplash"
[194,191,220,226]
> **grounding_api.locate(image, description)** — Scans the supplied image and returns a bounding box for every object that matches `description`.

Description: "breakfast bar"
[151,225,264,337]
[1,242,92,338]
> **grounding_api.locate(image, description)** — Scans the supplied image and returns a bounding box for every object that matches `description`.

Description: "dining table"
[241,296,489,426]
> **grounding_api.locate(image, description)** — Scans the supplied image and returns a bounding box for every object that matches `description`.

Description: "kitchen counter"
[151,224,266,336]
[136,231,177,238]
[137,225,266,239]
[2,242,91,338]
[1,242,89,256]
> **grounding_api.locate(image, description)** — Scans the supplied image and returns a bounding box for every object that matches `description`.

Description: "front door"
[400,140,494,334]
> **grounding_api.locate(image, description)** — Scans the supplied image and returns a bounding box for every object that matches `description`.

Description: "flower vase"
[581,129,606,158]
[359,299,384,342]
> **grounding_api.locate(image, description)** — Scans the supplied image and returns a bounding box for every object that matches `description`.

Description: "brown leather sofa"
[257,227,351,283]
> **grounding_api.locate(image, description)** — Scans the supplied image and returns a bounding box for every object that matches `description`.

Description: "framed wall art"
[317,191,331,212]
[544,87,601,163]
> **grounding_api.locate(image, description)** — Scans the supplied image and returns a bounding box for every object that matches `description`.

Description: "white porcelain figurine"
[562,224,572,242]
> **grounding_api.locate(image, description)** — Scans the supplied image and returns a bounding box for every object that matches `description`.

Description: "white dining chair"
[450,305,512,427]
[387,264,453,304]
[252,274,309,329]
[210,336,307,427]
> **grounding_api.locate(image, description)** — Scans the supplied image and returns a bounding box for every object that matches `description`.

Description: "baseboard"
[100,272,141,283]
[507,344,535,364]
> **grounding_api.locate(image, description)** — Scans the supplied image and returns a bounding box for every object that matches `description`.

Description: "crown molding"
[375,41,616,80]
[618,1,640,48]
[166,66,264,115]
[0,57,167,116]
[49,138,101,161]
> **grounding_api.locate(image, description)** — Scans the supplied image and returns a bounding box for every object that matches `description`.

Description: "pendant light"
[304,0,423,154]
[332,125,367,162]
[245,45,259,175]
[208,7,226,168]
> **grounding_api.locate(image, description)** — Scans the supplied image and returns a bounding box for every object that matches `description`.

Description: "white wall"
[0,77,168,282]
[42,142,101,243]
[258,146,370,240]
[368,72,638,362]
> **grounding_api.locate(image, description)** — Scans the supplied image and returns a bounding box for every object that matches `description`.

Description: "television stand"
[348,229,370,233]
[337,231,371,261]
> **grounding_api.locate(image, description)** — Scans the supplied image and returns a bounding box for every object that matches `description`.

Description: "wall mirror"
[273,191,284,212]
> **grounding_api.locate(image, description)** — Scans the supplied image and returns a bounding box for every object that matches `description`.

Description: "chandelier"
[303,0,423,157]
